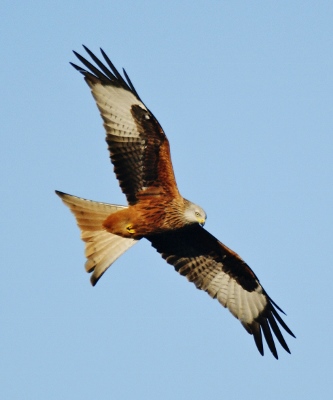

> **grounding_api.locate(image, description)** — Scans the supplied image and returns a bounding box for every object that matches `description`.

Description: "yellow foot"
[126,224,136,234]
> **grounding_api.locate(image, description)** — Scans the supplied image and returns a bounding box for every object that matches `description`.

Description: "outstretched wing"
[148,225,295,359]
[71,46,179,205]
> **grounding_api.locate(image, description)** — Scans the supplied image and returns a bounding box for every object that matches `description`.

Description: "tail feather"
[55,191,138,285]
[85,232,113,257]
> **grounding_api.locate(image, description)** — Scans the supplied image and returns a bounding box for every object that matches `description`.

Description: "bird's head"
[184,201,207,227]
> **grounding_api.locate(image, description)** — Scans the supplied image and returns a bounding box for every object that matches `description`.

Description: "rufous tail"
[55,191,138,285]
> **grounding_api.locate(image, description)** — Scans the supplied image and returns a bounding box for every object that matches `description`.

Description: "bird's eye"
[195,211,200,217]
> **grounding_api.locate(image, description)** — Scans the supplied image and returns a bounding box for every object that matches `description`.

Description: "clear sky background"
[1,1,333,399]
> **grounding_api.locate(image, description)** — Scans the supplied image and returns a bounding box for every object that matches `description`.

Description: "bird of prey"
[56,46,295,359]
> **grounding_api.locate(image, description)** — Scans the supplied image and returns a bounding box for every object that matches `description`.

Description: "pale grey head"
[184,200,207,226]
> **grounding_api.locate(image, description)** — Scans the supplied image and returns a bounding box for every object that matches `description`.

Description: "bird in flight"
[56,46,295,359]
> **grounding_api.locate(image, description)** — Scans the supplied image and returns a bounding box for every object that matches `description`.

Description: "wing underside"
[148,225,295,359]
[71,47,179,204]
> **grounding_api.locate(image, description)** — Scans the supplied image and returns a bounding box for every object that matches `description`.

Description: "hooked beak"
[198,218,205,227]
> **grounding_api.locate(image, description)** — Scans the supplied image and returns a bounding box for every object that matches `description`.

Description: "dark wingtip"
[270,306,296,338]
[266,294,287,315]
[251,322,264,356]
[100,47,107,57]
[70,46,143,102]
[90,273,100,287]
[122,68,142,101]
[72,50,81,59]
[55,190,65,197]
[69,61,86,75]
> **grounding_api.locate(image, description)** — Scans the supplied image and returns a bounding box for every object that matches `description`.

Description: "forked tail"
[55,191,138,285]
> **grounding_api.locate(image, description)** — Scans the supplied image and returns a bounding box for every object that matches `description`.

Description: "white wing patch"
[88,81,147,139]
[201,267,267,326]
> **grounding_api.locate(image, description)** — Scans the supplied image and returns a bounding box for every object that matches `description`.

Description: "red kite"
[56,46,295,358]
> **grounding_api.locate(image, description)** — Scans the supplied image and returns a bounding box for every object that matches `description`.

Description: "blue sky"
[1,1,333,399]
